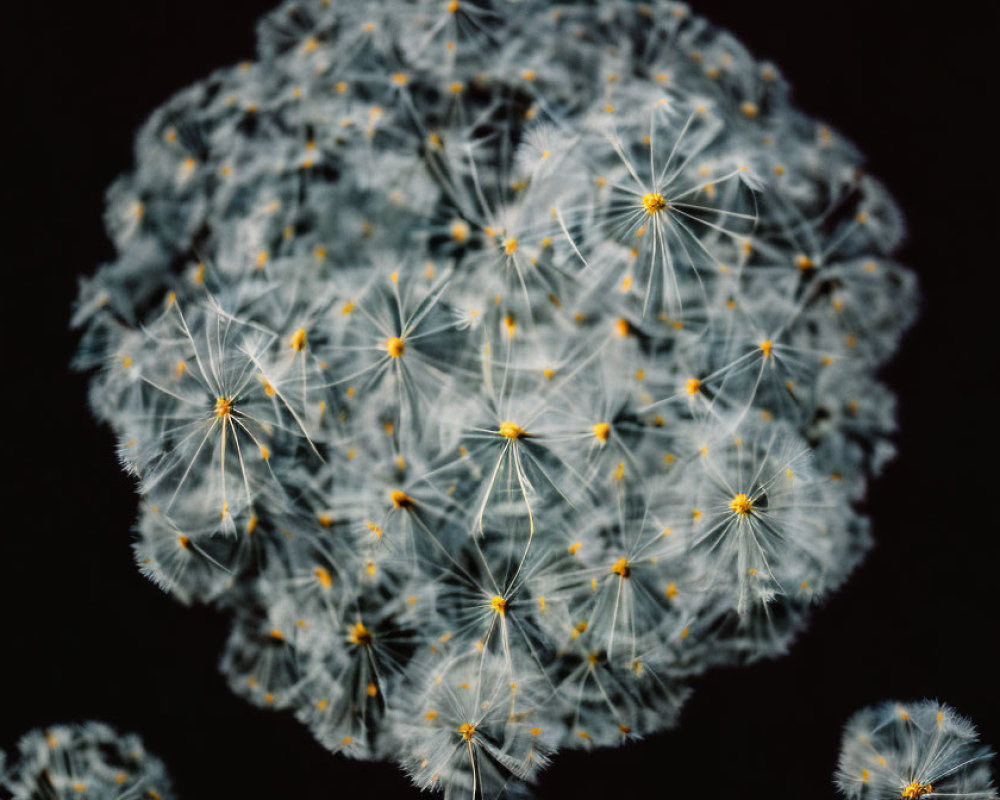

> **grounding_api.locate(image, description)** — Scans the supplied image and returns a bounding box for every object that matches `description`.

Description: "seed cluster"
[836,700,997,800]
[0,723,175,800]
[74,0,917,795]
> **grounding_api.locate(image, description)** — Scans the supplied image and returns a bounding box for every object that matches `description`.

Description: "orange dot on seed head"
[390,489,415,509]
[348,621,372,645]
[499,421,526,440]
[592,422,610,443]
[611,556,632,578]
[214,396,232,418]
[642,192,667,214]
[315,568,332,588]
[730,493,753,515]
[386,336,405,357]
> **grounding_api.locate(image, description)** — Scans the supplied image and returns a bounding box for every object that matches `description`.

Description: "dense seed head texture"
[73,0,918,795]
[836,701,997,800]
[0,723,176,800]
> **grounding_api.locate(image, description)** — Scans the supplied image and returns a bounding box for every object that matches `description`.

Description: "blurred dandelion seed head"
[835,700,997,800]
[0,723,176,800]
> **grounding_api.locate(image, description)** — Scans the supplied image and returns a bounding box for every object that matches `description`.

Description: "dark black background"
[3,2,998,798]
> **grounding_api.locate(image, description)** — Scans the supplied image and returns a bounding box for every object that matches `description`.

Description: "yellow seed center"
[642,192,667,214]
[490,595,507,616]
[214,396,233,418]
[289,327,307,351]
[760,339,773,358]
[386,336,406,358]
[348,621,372,645]
[503,314,517,338]
[611,556,632,578]
[730,493,753,515]
[459,722,476,741]
[592,422,610,443]
[499,421,526,440]
[390,489,415,509]
[686,377,701,395]
[901,782,933,800]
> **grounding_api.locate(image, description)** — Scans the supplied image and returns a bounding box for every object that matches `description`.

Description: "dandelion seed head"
[1,723,176,799]
[74,0,918,794]
[836,700,996,800]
